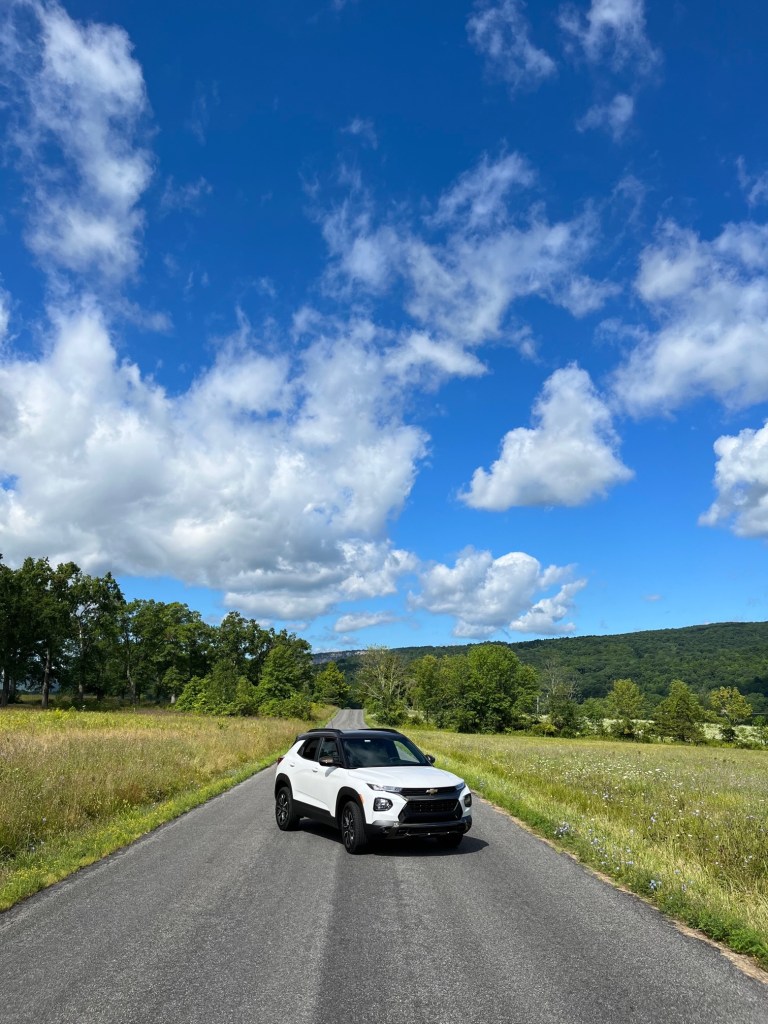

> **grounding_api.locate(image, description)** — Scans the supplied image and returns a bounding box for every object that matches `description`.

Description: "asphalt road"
[1,709,766,1024]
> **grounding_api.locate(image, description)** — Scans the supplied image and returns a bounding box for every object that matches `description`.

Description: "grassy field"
[0,707,317,910]
[412,728,768,968]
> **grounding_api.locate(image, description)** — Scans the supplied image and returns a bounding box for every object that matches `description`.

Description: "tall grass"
[414,728,768,967]
[0,708,309,908]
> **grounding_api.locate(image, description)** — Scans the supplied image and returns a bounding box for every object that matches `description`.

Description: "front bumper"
[366,815,472,839]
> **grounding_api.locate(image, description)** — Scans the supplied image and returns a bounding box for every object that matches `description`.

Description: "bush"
[259,693,313,720]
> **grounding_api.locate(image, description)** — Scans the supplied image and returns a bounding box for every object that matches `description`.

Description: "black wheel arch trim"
[335,787,364,824]
[275,773,293,797]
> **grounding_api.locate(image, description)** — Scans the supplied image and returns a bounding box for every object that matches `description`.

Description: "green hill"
[318,621,768,710]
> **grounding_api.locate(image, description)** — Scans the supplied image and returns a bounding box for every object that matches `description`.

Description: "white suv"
[274,727,473,853]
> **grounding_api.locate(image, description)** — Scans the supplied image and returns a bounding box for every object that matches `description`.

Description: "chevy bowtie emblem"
[426,788,438,794]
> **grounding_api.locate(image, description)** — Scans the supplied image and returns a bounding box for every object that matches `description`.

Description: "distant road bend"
[1,709,766,1024]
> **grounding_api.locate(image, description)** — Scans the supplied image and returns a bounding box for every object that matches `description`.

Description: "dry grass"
[0,708,310,908]
[412,728,768,966]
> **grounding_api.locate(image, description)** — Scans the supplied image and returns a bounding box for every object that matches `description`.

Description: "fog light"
[463,793,472,808]
[373,797,393,812]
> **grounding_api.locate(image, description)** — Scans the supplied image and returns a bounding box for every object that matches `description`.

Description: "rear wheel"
[340,800,368,854]
[275,786,300,831]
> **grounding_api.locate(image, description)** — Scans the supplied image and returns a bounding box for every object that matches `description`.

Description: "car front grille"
[399,798,462,822]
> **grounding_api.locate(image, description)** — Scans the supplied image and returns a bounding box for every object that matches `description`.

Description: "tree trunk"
[1,666,9,707]
[42,648,51,709]
[78,623,86,704]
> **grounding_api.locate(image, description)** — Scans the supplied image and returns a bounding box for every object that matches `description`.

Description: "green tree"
[456,644,539,733]
[709,686,752,742]
[411,655,452,727]
[65,571,125,703]
[213,611,272,685]
[0,557,37,705]
[255,636,313,705]
[607,678,645,738]
[314,662,350,706]
[123,600,213,703]
[581,697,607,734]
[539,658,580,736]
[356,646,409,725]
[655,679,705,743]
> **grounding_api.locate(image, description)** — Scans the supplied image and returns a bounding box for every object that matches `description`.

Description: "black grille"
[399,798,461,822]
[400,786,458,796]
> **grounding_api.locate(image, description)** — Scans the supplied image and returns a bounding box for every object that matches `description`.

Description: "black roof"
[296,727,405,740]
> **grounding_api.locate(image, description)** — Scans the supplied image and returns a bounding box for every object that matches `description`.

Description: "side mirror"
[319,754,341,767]
[426,754,436,764]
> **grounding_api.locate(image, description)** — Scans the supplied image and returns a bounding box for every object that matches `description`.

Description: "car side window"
[318,737,340,762]
[299,737,321,761]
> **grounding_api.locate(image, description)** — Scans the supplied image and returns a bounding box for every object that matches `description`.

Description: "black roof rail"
[298,727,344,736]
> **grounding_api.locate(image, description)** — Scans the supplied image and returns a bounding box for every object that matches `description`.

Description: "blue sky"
[1,0,767,651]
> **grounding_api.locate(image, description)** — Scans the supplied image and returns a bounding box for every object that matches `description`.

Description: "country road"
[1,710,765,1024]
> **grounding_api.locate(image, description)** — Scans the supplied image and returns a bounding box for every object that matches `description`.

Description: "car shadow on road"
[298,820,488,856]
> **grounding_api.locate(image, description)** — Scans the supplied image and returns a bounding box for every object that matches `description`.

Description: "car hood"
[353,765,464,789]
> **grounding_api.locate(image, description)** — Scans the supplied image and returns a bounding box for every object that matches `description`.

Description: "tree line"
[1,554,763,743]
[0,555,327,717]
[353,645,763,745]
[329,622,768,717]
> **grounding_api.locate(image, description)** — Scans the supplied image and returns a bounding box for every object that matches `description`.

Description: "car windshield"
[341,735,429,769]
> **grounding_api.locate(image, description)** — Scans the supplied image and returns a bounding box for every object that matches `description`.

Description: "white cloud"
[185,82,218,145]
[322,157,614,355]
[614,220,768,414]
[508,580,587,634]
[463,365,632,509]
[384,331,487,382]
[333,610,397,633]
[411,547,586,637]
[736,157,768,209]
[700,422,768,539]
[160,176,212,214]
[0,300,426,620]
[559,0,659,73]
[577,92,634,139]
[468,0,556,94]
[0,288,10,344]
[322,201,400,293]
[4,0,152,281]
[430,152,535,230]
[342,117,378,149]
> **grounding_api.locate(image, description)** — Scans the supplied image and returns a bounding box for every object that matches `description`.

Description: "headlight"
[455,780,466,792]
[367,784,403,794]
[373,797,393,812]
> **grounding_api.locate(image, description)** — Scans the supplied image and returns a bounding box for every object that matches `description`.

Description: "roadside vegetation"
[0,708,324,910]
[0,555,316,714]
[355,644,766,748]
[411,727,768,968]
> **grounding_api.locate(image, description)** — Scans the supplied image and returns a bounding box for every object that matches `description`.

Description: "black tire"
[275,786,300,831]
[340,800,368,854]
[437,832,463,848]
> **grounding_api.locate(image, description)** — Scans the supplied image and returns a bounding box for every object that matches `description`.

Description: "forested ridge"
[321,621,768,706]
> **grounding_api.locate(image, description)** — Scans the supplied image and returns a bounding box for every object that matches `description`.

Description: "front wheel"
[340,800,368,854]
[275,786,300,831]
